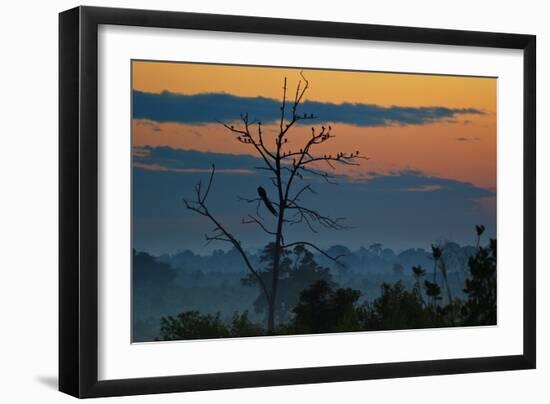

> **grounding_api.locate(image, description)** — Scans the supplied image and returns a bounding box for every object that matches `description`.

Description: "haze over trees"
[132,199,496,341]
[150,226,496,341]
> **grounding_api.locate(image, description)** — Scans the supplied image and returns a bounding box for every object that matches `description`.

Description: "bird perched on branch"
[257,186,277,216]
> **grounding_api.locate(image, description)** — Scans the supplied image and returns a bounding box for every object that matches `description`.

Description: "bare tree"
[184,73,368,333]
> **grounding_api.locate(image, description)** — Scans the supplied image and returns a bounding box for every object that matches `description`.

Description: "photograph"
[131,61,497,342]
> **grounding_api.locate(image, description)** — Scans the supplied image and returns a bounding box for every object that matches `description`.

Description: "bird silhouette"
[257,186,277,216]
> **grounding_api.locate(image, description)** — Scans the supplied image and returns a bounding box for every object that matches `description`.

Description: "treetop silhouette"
[183,72,368,332]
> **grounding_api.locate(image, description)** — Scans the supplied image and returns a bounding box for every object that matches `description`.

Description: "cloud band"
[133,91,484,127]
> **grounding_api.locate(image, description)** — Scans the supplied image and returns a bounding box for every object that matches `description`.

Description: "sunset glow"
[132,60,496,190]
[131,60,496,254]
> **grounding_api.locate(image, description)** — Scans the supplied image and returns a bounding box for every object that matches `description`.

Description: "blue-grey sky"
[133,146,495,255]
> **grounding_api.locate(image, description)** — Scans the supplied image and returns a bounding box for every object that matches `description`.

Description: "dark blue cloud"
[364,170,493,199]
[132,146,495,254]
[133,91,484,127]
[134,146,493,199]
[133,145,261,172]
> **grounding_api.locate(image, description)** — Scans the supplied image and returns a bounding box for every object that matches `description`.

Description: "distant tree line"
[157,226,496,341]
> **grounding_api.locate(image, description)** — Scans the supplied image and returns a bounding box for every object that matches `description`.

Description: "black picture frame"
[59,6,536,398]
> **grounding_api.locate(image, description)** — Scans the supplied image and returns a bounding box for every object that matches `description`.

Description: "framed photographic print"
[59,6,536,398]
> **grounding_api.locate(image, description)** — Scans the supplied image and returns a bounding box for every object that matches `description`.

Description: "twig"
[282,241,345,263]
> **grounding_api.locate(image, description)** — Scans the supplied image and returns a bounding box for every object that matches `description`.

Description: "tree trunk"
[266,183,286,334]
[431,259,438,307]
[267,297,275,333]
[266,142,287,334]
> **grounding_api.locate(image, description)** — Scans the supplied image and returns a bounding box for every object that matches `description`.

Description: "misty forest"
[132,73,497,342]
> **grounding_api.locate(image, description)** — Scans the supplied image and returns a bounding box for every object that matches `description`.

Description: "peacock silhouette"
[257,186,277,216]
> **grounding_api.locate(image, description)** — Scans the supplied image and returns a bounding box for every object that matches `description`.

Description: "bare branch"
[291,208,318,233]
[282,241,346,263]
[183,166,271,302]
[300,154,368,167]
[288,184,316,206]
[242,214,277,236]
[204,232,231,245]
[286,201,349,231]
[201,164,215,203]
[279,77,288,139]
[216,118,277,171]
[298,166,338,184]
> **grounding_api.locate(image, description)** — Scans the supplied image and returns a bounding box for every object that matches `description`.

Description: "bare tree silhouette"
[184,73,368,333]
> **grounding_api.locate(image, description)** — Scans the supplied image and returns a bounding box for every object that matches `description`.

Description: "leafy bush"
[159,310,264,340]
[290,280,363,334]
[159,311,229,340]
[363,281,431,330]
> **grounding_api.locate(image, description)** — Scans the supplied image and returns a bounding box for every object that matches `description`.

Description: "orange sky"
[132,60,496,189]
